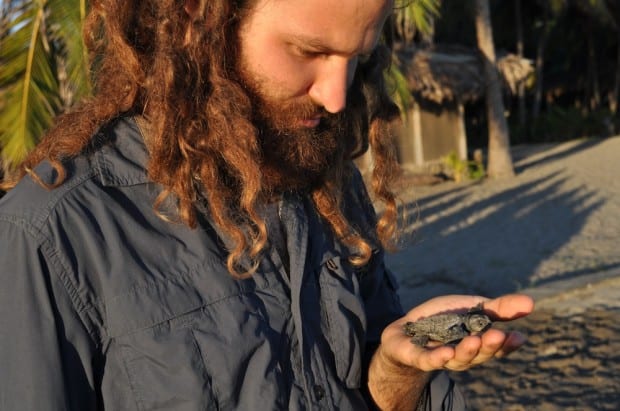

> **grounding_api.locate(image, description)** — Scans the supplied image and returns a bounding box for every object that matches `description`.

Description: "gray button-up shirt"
[0,118,463,410]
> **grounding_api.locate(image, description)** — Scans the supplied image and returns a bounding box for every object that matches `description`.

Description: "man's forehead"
[246,0,393,53]
[247,0,393,24]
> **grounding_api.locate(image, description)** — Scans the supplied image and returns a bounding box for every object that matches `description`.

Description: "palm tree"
[474,0,515,178]
[0,0,90,175]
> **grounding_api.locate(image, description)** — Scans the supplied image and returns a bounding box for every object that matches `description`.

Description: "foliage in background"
[393,0,441,45]
[528,106,618,141]
[0,0,90,174]
[441,150,485,183]
[386,0,441,113]
[384,61,414,113]
[436,0,620,146]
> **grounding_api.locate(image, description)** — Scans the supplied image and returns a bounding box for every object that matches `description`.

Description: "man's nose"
[308,58,354,114]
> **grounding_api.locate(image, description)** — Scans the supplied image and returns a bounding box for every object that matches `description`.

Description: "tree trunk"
[585,18,601,112]
[531,17,548,121]
[475,0,515,178]
[610,29,620,115]
[514,0,527,128]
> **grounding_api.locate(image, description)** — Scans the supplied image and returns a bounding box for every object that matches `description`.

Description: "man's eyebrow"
[288,34,373,57]
[289,34,334,51]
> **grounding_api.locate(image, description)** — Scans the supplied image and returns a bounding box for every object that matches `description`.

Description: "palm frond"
[0,0,90,170]
[384,59,414,112]
[394,0,441,40]
[408,0,441,36]
[0,1,61,169]
[387,0,442,112]
[47,0,91,103]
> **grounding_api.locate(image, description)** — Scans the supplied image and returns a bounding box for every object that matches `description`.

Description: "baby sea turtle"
[403,303,492,346]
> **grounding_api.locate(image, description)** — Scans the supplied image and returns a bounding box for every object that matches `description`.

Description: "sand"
[387,136,620,409]
[450,306,620,410]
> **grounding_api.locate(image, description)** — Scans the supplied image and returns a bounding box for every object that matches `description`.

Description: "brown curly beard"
[236,65,353,194]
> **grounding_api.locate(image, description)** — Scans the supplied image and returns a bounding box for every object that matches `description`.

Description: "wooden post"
[457,103,468,161]
[412,102,424,165]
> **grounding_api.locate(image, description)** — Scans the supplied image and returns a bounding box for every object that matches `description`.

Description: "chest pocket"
[317,255,367,389]
[105,263,292,411]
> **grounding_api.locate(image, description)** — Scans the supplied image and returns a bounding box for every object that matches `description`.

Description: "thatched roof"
[397,44,533,105]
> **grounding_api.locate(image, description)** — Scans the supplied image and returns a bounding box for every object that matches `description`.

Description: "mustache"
[276,99,328,125]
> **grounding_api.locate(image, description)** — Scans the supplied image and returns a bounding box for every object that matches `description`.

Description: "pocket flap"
[105,260,266,337]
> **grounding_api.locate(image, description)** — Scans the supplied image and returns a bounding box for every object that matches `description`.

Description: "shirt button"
[313,385,326,400]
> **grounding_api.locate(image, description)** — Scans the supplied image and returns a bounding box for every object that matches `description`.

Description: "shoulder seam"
[0,173,106,346]
[0,169,98,237]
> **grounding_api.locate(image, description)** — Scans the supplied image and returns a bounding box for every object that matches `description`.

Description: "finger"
[495,331,528,358]
[483,294,534,321]
[469,328,507,365]
[446,328,508,370]
[447,336,483,370]
[380,331,455,373]
[413,346,456,371]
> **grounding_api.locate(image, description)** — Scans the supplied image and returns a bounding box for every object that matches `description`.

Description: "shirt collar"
[93,117,151,187]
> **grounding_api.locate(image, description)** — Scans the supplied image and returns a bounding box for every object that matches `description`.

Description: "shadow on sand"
[388,145,607,307]
[512,138,605,173]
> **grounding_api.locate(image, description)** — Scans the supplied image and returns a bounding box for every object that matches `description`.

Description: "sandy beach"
[387,136,620,409]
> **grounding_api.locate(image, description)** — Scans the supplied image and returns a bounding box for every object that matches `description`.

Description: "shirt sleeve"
[0,219,99,410]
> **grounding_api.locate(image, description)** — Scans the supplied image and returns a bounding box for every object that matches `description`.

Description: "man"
[0,0,533,409]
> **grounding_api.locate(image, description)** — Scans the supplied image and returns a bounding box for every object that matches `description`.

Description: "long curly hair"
[11,0,402,276]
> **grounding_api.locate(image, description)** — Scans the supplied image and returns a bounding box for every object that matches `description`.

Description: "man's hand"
[367,294,534,410]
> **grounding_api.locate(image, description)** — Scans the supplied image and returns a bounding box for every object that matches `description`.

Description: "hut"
[390,45,533,173]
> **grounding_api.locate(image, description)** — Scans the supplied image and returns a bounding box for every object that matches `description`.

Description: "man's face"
[237,0,392,191]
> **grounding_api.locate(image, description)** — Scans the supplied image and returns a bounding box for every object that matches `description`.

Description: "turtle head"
[465,314,492,333]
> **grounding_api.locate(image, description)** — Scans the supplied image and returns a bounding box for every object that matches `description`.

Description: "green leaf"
[395,0,441,37]
[47,0,91,101]
[384,58,413,113]
[0,1,58,169]
[0,0,90,170]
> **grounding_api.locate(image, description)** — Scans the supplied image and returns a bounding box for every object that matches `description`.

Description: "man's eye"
[295,47,324,59]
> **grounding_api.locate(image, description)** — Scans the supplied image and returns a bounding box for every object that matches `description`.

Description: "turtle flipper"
[411,335,429,347]
[468,302,485,314]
